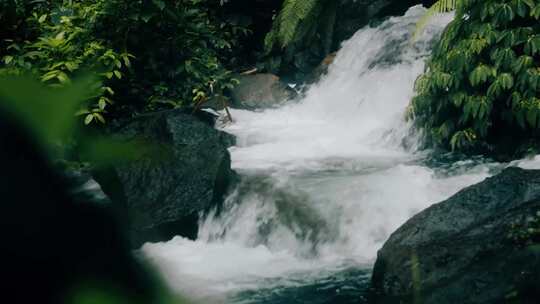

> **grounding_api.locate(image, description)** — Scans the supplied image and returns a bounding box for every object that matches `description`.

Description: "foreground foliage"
[410,0,540,155]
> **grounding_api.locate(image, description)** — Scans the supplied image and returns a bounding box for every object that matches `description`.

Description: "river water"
[140,6,536,304]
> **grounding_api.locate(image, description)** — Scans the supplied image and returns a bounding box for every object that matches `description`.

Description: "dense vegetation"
[4,0,539,159]
[0,0,249,125]
[409,0,540,156]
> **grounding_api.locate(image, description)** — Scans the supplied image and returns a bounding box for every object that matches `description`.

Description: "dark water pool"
[231,268,372,304]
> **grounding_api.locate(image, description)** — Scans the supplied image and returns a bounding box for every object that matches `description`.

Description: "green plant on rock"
[409,0,540,155]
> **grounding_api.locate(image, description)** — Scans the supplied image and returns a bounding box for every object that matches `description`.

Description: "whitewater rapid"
[140,6,537,303]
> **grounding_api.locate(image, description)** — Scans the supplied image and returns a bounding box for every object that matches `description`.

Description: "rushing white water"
[142,6,502,303]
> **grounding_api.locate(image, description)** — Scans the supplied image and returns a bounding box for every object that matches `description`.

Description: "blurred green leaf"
[0,75,92,149]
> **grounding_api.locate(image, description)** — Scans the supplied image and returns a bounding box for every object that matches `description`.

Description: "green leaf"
[527,68,540,91]
[122,56,131,68]
[84,114,94,125]
[75,109,90,116]
[113,70,122,79]
[526,107,537,128]
[94,112,106,124]
[515,0,529,17]
[470,38,488,54]
[65,62,78,72]
[3,56,14,65]
[0,76,95,148]
[55,31,66,41]
[56,72,71,84]
[140,11,153,23]
[104,87,115,95]
[470,65,493,86]
[491,48,515,69]
[497,4,515,23]
[38,14,47,23]
[531,4,540,19]
[470,98,481,119]
[450,133,459,150]
[434,72,452,89]
[41,71,59,82]
[265,0,321,50]
[98,98,107,110]
[487,81,501,98]
[498,73,514,90]
[525,36,540,55]
[452,92,467,107]
[522,0,535,8]
[152,0,166,10]
[513,55,534,73]
[481,3,496,20]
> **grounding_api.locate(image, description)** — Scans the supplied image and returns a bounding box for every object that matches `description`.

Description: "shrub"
[409,0,540,155]
[1,0,249,124]
[94,0,249,112]
[1,1,135,125]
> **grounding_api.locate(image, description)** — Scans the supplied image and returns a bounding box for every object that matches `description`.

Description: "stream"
[141,6,518,304]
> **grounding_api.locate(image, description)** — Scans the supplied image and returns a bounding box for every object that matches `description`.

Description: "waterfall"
[141,6,494,303]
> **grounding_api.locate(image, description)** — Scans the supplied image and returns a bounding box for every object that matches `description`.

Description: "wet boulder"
[227,175,336,249]
[228,73,296,110]
[94,109,236,247]
[371,167,540,304]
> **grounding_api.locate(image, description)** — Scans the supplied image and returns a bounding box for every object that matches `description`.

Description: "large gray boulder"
[229,73,296,110]
[94,110,236,247]
[371,167,540,304]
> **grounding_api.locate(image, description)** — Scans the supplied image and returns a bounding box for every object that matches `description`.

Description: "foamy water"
[141,6,516,303]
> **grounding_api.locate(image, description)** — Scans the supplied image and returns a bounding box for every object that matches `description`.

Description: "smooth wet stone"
[229,73,297,110]
[94,109,236,247]
[372,167,540,304]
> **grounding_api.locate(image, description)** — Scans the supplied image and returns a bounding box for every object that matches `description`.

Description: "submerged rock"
[229,73,296,110]
[371,167,540,303]
[95,109,236,247]
[225,175,336,251]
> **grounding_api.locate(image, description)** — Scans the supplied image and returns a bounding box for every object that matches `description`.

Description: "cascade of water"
[142,6,495,303]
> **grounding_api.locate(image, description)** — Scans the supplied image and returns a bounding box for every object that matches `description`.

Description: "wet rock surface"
[95,109,236,247]
[371,167,540,304]
[229,73,296,110]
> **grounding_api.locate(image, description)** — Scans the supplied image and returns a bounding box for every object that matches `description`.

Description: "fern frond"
[264,0,322,53]
[279,0,319,46]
